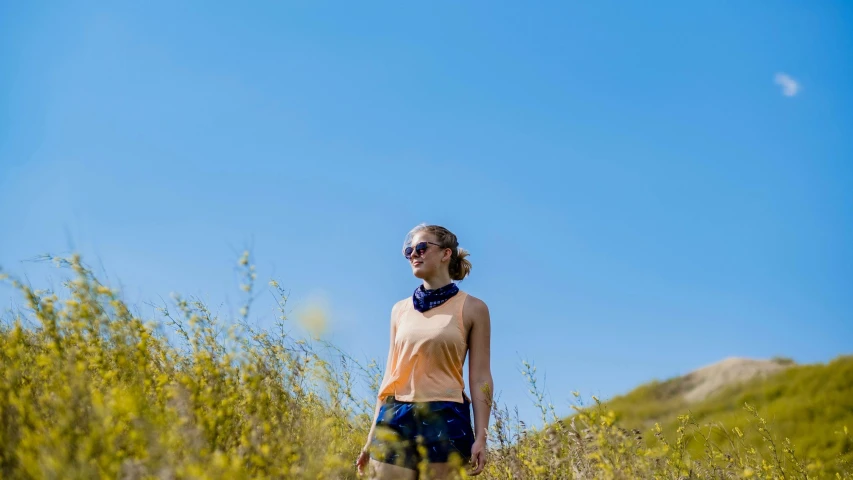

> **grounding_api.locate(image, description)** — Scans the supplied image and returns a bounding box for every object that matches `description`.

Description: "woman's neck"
[422,274,453,291]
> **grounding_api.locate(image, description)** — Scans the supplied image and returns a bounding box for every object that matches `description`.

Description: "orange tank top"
[377,291,469,403]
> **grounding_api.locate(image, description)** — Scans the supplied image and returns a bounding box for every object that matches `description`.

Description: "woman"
[356,224,493,479]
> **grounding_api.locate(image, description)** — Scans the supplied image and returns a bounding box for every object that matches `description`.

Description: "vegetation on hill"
[601,355,853,473]
[0,253,850,479]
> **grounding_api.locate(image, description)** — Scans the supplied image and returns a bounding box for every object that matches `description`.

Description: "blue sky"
[2,1,852,425]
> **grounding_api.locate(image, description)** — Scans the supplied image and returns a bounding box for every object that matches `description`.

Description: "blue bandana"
[412,282,459,313]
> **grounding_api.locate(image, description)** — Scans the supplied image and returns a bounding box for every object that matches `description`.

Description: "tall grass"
[0,254,849,479]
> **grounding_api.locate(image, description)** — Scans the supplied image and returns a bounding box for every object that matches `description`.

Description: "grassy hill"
[599,355,853,472]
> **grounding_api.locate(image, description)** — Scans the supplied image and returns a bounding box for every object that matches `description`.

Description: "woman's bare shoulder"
[462,293,490,322]
[391,297,409,318]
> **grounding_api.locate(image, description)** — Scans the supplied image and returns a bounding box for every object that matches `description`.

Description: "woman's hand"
[356,448,370,476]
[468,438,487,475]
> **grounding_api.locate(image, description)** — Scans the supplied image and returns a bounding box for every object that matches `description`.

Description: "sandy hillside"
[679,357,790,403]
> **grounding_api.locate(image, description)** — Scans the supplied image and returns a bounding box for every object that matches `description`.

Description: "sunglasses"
[404,241,443,259]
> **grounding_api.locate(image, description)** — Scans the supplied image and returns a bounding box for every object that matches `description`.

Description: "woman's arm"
[357,305,399,475]
[466,296,493,475]
[362,303,399,450]
[356,396,385,475]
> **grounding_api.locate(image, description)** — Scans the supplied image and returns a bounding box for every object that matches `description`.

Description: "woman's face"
[406,231,449,279]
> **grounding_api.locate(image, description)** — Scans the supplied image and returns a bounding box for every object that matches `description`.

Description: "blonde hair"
[404,224,472,281]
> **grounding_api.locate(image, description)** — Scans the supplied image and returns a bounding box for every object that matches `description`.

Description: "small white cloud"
[774,73,800,97]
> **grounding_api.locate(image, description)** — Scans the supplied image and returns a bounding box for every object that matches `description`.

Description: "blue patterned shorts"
[370,396,475,470]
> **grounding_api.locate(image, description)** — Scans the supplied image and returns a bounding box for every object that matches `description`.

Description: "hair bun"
[451,247,472,281]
